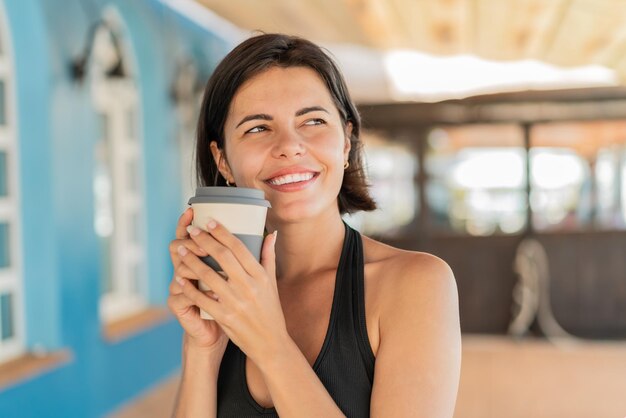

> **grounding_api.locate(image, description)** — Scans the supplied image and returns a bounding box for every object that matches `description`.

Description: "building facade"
[0,0,234,416]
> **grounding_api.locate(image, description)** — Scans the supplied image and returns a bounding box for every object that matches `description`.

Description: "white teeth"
[269,172,315,186]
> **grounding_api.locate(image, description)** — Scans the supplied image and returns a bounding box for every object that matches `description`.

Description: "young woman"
[168,34,461,418]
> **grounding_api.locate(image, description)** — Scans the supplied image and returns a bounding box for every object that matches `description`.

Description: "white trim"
[158,0,245,46]
[0,1,25,364]
[91,10,148,324]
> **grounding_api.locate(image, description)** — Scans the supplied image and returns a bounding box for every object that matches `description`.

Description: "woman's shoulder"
[362,235,453,282]
[361,235,457,313]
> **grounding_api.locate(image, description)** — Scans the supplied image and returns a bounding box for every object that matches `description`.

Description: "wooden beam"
[594,4,626,75]
[475,0,549,60]
[343,0,404,49]
[358,87,626,129]
[525,0,572,60]
[545,1,626,67]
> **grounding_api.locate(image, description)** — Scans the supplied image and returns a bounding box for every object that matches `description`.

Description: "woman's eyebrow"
[295,106,329,116]
[236,114,272,128]
[235,107,328,128]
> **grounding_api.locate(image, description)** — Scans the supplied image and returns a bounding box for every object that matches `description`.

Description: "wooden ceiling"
[195,0,626,78]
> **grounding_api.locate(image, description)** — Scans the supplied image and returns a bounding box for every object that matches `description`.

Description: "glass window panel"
[345,134,418,237]
[0,79,6,126]
[0,150,7,197]
[95,113,114,295]
[0,222,9,268]
[129,211,142,244]
[130,263,142,294]
[93,175,113,238]
[426,125,527,236]
[529,148,590,231]
[99,113,109,142]
[0,292,14,341]
[531,121,626,231]
[127,159,138,192]
[127,108,136,140]
[94,114,112,217]
[99,236,113,295]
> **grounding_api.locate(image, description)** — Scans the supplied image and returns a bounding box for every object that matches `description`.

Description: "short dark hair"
[195,33,376,214]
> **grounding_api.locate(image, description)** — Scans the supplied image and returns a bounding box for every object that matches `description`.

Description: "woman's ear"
[210,141,235,183]
[343,122,353,161]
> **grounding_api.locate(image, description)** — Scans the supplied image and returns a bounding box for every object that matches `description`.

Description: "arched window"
[90,11,147,323]
[0,1,24,362]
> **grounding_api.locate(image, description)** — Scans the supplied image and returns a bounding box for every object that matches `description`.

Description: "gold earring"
[344,161,350,170]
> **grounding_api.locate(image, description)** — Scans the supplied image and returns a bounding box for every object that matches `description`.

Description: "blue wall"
[0,0,232,416]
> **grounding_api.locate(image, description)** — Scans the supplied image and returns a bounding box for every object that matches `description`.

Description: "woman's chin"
[267,204,322,225]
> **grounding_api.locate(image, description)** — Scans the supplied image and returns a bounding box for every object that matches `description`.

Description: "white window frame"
[91,18,147,324]
[0,2,25,363]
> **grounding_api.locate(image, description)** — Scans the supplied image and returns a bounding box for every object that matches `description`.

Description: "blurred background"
[0,0,625,417]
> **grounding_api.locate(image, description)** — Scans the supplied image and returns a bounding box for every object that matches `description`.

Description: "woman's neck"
[267,211,346,283]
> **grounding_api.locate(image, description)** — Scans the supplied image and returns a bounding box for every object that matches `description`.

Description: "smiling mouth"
[266,172,318,186]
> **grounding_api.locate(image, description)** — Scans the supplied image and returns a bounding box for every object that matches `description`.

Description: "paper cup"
[187,187,270,319]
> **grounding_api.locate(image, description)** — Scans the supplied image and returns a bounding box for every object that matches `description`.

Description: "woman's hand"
[175,219,290,364]
[167,208,228,353]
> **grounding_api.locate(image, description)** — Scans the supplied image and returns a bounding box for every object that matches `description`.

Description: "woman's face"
[211,66,351,224]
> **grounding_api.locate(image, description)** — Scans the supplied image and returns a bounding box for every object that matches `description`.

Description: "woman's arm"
[172,334,226,418]
[369,253,461,418]
[168,208,230,418]
[254,336,346,417]
[177,222,346,417]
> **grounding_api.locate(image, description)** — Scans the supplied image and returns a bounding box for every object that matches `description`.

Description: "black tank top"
[216,223,376,417]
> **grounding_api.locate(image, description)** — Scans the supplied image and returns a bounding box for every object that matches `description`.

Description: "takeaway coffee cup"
[187,187,271,319]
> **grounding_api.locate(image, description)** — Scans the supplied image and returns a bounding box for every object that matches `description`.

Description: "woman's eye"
[304,118,326,126]
[246,125,267,134]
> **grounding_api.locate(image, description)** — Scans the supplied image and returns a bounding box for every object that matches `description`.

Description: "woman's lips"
[265,172,319,192]
[268,171,315,185]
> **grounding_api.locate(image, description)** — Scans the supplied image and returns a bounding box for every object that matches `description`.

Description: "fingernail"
[206,218,217,230]
[273,230,278,240]
[177,245,188,256]
[175,276,185,286]
[186,225,201,236]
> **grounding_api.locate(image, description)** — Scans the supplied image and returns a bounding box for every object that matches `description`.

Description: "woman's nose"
[271,129,306,159]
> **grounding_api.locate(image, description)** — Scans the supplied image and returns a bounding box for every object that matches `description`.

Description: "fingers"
[171,208,208,264]
[169,275,219,299]
[167,290,200,318]
[169,273,197,295]
[175,276,223,321]
[175,207,194,240]
[189,220,265,279]
[170,236,208,288]
[169,238,208,259]
[176,245,232,299]
[173,263,198,283]
[186,222,255,281]
[261,230,278,281]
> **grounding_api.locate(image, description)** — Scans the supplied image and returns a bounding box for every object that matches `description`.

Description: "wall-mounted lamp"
[170,59,202,103]
[71,21,127,82]
[171,59,205,126]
